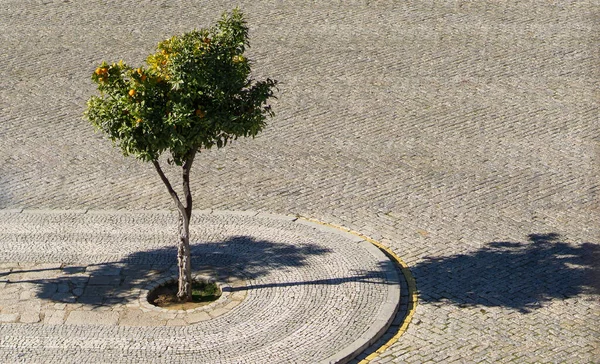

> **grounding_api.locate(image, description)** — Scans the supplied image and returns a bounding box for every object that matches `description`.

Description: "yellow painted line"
[297,216,418,364]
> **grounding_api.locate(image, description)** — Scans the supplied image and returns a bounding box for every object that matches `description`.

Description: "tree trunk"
[176,207,193,302]
[152,150,196,302]
[177,151,195,301]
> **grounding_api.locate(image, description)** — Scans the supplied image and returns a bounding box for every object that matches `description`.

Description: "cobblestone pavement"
[0,210,400,363]
[1,0,598,363]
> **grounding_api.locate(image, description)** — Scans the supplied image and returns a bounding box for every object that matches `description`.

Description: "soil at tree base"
[149,281,221,310]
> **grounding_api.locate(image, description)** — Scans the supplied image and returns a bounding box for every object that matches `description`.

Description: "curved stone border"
[358,241,418,363]
[297,216,418,364]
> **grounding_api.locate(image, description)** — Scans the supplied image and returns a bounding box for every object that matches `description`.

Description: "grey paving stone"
[65,311,119,326]
[19,311,40,324]
[43,310,66,325]
[0,314,19,323]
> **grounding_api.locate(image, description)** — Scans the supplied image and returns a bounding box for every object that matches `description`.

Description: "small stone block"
[20,311,41,323]
[65,311,119,326]
[166,318,187,326]
[0,313,19,323]
[118,310,165,326]
[43,310,66,325]
[208,307,229,318]
[230,291,246,301]
[72,288,84,296]
[185,311,211,324]
[224,300,241,310]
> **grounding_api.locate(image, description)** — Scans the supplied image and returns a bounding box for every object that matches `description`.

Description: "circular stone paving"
[0,210,400,363]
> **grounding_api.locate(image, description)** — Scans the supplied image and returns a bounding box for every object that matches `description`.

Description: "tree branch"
[152,159,186,213]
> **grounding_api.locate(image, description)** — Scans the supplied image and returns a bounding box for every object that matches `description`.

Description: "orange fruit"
[129,89,136,97]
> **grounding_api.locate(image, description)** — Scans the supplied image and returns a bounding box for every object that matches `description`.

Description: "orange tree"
[85,9,277,302]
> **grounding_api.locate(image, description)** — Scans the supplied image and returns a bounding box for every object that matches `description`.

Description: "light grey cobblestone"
[0,211,399,362]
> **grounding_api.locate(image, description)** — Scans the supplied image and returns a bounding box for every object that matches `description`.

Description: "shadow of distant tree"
[412,233,600,313]
[2,235,393,306]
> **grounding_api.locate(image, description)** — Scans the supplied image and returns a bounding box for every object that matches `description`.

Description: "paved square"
[1,0,598,363]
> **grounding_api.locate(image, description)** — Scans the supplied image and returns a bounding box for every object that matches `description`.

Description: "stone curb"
[297,216,418,364]
[358,237,418,363]
[296,216,407,364]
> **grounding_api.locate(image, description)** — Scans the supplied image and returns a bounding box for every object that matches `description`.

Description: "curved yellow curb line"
[297,216,418,363]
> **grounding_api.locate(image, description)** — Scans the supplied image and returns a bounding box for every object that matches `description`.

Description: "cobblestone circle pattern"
[1,0,599,363]
[0,210,400,363]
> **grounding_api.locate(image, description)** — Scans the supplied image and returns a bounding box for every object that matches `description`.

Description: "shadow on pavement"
[228,261,397,292]
[2,235,392,306]
[412,233,600,313]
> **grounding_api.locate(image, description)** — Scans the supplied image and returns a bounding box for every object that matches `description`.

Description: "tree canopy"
[85,8,277,165]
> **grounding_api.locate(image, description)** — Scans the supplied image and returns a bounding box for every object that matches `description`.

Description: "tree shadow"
[228,261,397,292]
[412,233,600,313]
[1,235,393,307]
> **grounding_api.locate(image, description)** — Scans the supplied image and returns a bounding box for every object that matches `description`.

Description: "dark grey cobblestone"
[1,0,598,363]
